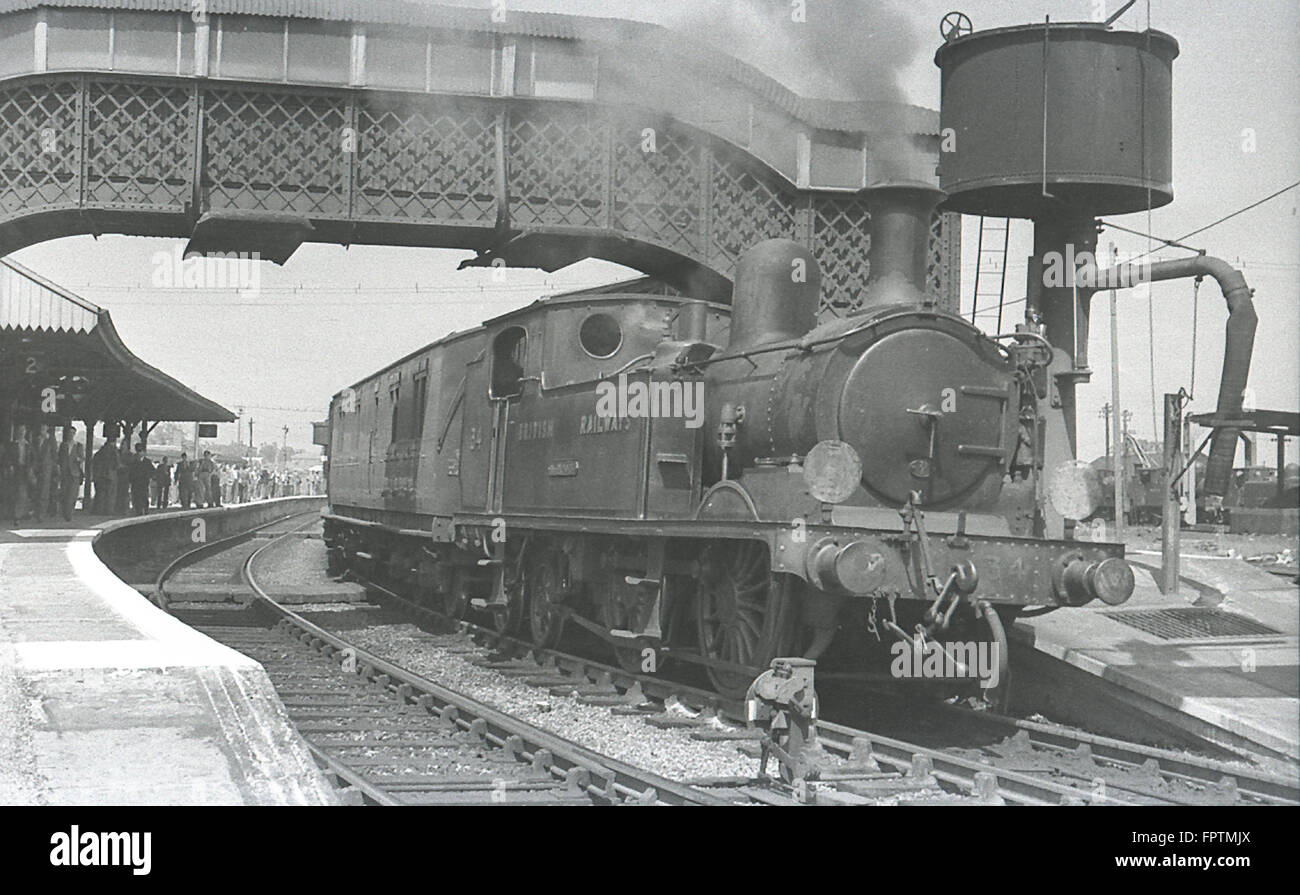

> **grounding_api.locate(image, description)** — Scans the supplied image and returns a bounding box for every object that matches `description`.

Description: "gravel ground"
[257,538,322,586]
[264,528,766,781]
[296,607,764,782]
[255,530,335,587]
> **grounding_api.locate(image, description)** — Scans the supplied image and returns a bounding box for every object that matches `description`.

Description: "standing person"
[193,457,207,508]
[198,450,217,508]
[61,439,83,521]
[175,452,193,509]
[34,426,57,523]
[54,428,71,517]
[192,452,206,507]
[114,431,133,515]
[213,459,225,507]
[13,426,32,521]
[0,431,15,521]
[154,457,173,509]
[61,439,83,520]
[92,435,116,515]
[128,443,153,516]
[0,431,17,523]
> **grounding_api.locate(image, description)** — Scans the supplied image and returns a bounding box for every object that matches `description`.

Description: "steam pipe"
[1090,256,1256,495]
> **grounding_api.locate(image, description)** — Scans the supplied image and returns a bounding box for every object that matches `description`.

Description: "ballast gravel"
[294,605,760,783]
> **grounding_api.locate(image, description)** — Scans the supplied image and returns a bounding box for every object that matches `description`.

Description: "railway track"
[157,513,731,806]
[343,558,1300,807]
[155,514,1299,806]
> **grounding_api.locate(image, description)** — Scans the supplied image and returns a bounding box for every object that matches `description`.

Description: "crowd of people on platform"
[1,423,322,524]
[0,425,85,523]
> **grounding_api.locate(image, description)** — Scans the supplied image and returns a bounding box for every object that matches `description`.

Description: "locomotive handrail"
[435,375,467,452]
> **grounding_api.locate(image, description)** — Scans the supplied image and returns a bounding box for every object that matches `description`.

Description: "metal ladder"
[970,217,1010,331]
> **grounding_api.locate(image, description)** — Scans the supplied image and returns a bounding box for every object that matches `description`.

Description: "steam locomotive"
[323,17,1281,703]
[321,238,1135,700]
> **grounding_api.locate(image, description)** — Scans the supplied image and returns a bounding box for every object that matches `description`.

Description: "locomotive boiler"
[321,19,1258,703]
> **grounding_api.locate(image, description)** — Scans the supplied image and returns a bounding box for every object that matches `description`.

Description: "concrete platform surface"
[0,524,338,805]
[1015,556,1299,762]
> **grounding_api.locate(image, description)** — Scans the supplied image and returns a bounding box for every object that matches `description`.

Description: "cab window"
[490,326,527,398]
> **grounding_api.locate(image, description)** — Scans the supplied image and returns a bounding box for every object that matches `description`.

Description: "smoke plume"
[423,0,921,104]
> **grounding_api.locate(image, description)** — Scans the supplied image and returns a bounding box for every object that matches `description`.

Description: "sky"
[10,0,1299,463]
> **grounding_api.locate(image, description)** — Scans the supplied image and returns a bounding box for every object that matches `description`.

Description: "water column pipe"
[1091,255,1256,496]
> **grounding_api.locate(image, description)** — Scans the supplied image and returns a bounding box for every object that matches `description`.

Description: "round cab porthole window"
[579,312,623,359]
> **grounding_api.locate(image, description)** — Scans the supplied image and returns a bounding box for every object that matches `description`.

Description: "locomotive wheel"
[527,550,568,649]
[695,540,797,698]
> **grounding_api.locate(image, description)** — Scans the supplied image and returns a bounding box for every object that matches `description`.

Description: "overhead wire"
[1119,179,1300,265]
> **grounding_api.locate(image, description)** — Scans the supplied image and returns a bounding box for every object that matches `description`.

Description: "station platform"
[0,505,338,805]
[1013,552,1299,763]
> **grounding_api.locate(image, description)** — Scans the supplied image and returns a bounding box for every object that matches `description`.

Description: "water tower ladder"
[971,216,1011,330]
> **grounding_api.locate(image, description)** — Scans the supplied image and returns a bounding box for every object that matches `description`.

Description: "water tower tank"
[934,23,1179,218]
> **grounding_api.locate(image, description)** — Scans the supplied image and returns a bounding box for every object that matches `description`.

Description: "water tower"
[935,19,1179,459]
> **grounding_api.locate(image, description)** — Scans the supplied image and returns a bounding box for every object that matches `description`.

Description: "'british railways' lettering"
[579,414,632,435]
[516,419,555,441]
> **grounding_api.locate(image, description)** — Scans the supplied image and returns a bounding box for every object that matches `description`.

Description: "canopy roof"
[1,258,236,423]
[1190,410,1300,438]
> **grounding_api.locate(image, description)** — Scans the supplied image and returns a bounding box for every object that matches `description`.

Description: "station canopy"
[1,258,235,424]
[1189,410,1300,438]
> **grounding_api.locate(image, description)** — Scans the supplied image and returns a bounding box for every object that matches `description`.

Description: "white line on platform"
[62,538,258,670]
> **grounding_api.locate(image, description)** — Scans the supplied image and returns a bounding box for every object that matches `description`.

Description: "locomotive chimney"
[728,239,821,350]
[864,183,944,309]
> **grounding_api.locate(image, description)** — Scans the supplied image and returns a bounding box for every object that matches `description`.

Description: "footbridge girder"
[0,1,959,314]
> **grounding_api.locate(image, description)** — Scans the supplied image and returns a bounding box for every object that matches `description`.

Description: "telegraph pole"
[1100,403,1112,458]
[281,425,289,470]
[248,418,253,463]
